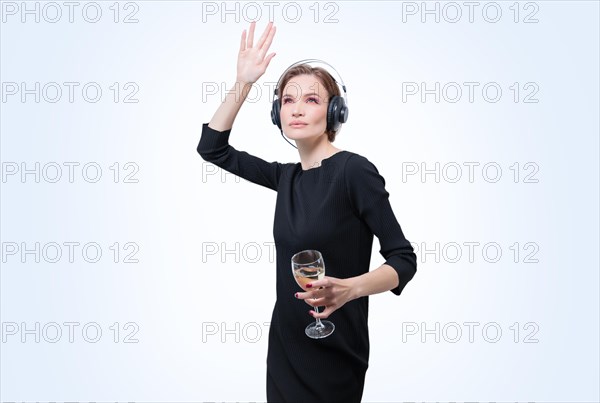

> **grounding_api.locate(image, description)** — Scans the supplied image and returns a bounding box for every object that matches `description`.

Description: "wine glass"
[291,249,335,339]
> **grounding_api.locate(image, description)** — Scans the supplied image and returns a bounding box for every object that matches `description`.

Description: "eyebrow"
[282,92,324,98]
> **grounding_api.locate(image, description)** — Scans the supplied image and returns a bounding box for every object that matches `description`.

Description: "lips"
[290,121,307,127]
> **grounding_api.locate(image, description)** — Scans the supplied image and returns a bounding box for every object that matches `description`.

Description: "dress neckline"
[299,150,347,172]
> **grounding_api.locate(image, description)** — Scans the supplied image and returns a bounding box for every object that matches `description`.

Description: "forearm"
[208,79,253,132]
[349,264,399,299]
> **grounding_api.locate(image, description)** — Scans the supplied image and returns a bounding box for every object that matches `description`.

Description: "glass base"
[305,320,335,339]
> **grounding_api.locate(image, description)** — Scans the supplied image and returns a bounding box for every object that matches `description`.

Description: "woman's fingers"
[259,25,276,60]
[240,21,275,65]
[256,21,273,50]
[247,20,256,48]
[296,289,333,307]
[239,29,246,52]
[310,306,335,319]
[296,289,323,300]
[263,52,276,69]
[304,297,327,307]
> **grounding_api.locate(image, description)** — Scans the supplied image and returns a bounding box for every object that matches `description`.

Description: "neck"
[296,134,340,170]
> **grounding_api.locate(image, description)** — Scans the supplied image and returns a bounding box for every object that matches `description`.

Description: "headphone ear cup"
[340,99,349,124]
[327,96,347,132]
[271,98,281,129]
[326,96,338,132]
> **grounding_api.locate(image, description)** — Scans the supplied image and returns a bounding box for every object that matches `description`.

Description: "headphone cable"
[280,128,298,149]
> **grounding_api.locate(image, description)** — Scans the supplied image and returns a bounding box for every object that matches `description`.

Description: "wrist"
[235,78,254,87]
[347,276,364,301]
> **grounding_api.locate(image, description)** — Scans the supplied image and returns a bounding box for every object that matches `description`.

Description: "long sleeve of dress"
[196,123,285,192]
[344,154,417,296]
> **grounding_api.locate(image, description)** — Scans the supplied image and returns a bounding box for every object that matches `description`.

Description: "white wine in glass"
[291,250,335,339]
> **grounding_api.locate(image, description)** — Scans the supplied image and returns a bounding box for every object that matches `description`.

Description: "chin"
[284,129,320,140]
[284,131,307,140]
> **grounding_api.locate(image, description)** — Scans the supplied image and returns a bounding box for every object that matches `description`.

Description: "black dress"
[197,123,417,402]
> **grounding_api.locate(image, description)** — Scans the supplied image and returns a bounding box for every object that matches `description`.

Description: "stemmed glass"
[291,249,335,339]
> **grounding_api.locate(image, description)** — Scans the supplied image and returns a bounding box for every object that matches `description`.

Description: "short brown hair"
[277,64,342,143]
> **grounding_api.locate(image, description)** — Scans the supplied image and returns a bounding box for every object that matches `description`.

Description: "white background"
[1,1,599,402]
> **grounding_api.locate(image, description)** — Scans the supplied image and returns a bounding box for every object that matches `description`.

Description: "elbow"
[196,139,229,163]
[197,122,231,162]
[197,143,222,163]
[197,144,211,162]
[406,251,417,284]
[385,249,417,296]
[196,140,213,161]
[410,250,417,276]
[403,242,417,277]
[397,244,417,275]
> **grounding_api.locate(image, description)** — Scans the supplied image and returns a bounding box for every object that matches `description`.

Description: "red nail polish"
[306,283,312,288]
[295,293,298,298]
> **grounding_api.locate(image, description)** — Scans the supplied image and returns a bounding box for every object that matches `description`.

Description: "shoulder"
[342,151,384,183]
[340,151,389,214]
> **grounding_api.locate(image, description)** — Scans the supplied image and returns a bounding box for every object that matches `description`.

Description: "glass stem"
[314,304,324,329]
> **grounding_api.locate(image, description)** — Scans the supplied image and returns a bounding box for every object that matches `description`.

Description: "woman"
[197,21,417,402]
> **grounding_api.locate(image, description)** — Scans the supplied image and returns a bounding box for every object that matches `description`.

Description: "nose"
[290,100,304,117]
[292,106,304,117]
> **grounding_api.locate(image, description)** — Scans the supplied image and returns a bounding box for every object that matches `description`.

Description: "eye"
[282,96,319,104]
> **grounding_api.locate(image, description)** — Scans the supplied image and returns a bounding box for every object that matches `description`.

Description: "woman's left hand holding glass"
[295,276,357,319]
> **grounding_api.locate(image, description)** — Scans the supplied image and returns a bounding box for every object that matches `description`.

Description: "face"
[280,74,330,142]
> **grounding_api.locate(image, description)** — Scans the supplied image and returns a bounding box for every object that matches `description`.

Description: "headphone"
[270,59,349,149]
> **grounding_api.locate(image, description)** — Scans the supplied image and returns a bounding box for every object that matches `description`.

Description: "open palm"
[237,21,277,84]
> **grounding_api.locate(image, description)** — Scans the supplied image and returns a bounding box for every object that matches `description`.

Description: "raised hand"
[237,21,277,84]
